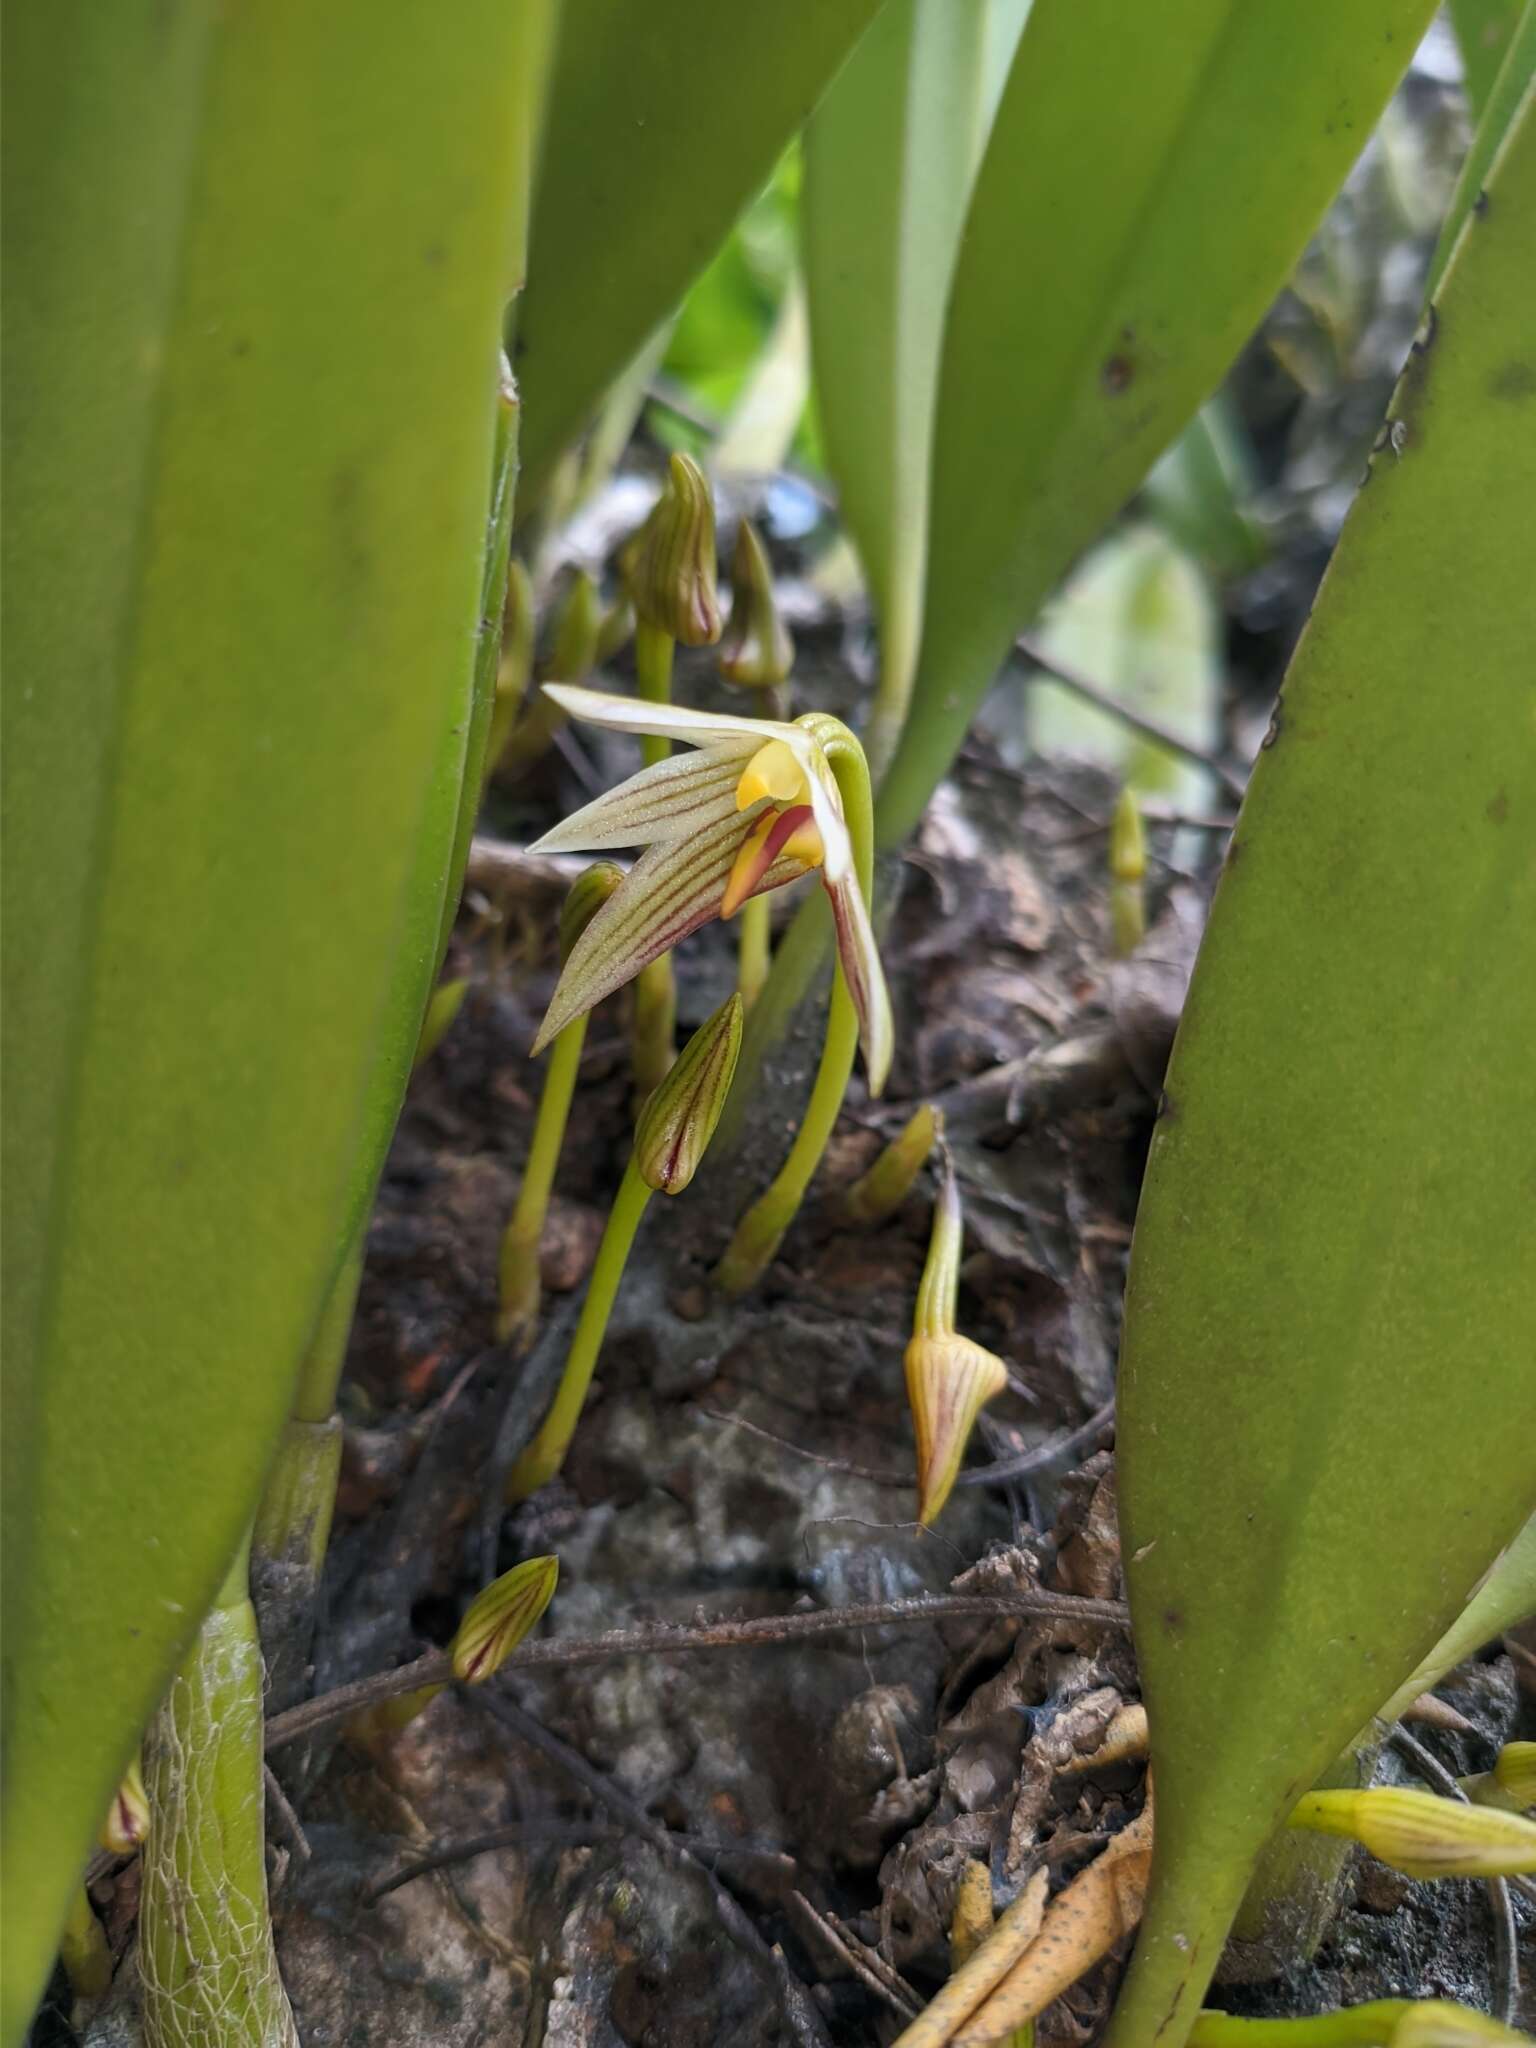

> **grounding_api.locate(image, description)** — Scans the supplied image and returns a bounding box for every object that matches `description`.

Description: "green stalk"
[140,1528,298,2048]
[712,727,876,1293]
[1186,2007,1412,2047]
[506,1158,652,1498]
[497,1013,590,1349]
[736,893,772,1009]
[632,617,679,1094]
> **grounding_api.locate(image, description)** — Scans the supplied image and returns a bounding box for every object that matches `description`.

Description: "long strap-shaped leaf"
[871,0,1439,849]
[515,0,884,507]
[802,0,1029,769]
[0,2,538,2029]
[1105,105,1536,2048]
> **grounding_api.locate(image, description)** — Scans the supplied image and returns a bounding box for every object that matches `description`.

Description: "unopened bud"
[451,1554,560,1683]
[719,518,793,687]
[950,1858,994,1969]
[843,1104,940,1226]
[99,1756,149,1855]
[1287,1785,1536,1878]
[630,452,721,646]
[1493,1741,1535,1810]
[906,1151,1007,1524]
[543,567,602,683]
[1188,2002,1528,2047]
[634,993,743,1194]
[413,977,469,1072]
[559,861,624,965]
[595,592,635,665]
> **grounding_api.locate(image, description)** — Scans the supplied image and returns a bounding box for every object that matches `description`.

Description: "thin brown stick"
[364,1821,793,1906]
[265,1591,1126,1755]
[699,1405,910,1487]
[1015,634,1248,804]
[790,1892,921,2022]
[957,1398,1117,1488]
[263,1764,311,1864]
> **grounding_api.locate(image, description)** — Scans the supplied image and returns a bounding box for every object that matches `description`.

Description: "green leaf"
[516,0,885,506]
[1429,0,1534,293]
[873,0,1439,850]
[802,0,1030,762]
[0,2,539,2029]
[1376,1512,1536,1725]
[1105,103,1536,2048]
[1450,0,1526,119]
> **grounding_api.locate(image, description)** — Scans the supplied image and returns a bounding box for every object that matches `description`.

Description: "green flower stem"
[497,1013,590,1349]
[58,1885,112,2007]
[1226,1738,1378,1981]
[712,725,876,1294]
[632,617,678,1092]
[505,1156,652,1499]
[140,1527,299,2048]
[1186,2006,1414,2047]
[736,893,772,1009]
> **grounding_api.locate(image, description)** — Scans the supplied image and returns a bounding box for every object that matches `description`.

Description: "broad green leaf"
[713,272,812,478]
[0,1,539,2028]
[1429,0,1534,292]
[1106,105,1536,2048]
[872,0,1439,850]
[1451,0,1525,117]
[802,0,1030,764]
[516,0,884,506]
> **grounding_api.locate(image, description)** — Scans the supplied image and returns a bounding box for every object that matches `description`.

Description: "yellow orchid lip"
[720,803,823,918]
[736,737,812,811]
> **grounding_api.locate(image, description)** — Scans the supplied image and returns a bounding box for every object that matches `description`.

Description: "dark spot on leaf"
[1488,361,1536,403]
[231,336,250,358]
[1409,304,1437,357]
[1101,354,1134,396]
[1162,1606,1184,1636]
[1486,789,1508,825]
[1473,187,1490,216]
[1156,1090,1178,1123]
[423,241,445,268]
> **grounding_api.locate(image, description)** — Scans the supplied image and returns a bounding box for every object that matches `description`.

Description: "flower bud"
[1110,786,1147,957]
[559,860,624,965]
[412,977,469,1072]
[99,1756,149,1854]
[543,566,602,683]
[719,518,793,688]
[950,1858,995,1969]
[1287,1785,1536,1878]
[450,1554,560,1684]
[634,993,743,1195]
[630,452,721,646]
[1493,1740,1535,1810]
[843,1104,940,1226]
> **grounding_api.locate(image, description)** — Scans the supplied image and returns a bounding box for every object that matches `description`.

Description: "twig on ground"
[265,1590,1128,1754]
[363,1821,794,1906]
[789,1891,921,2021]
[1014,634,1248,805]
[469,1691,834,2048]
[700,1405,910,1486]
[957,1398,1117,1487]
[264,1764,311,1865]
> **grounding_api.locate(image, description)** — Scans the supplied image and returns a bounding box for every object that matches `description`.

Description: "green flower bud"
[1287,1785,1536,1878]
[450,1554,560,1683]
[99,1755,149,1854]
[412,977,469,1072]
[559,860,624,965]
[1392,2002,1531,2046]
[1493,1740,1535,1810]
[719,517,793,688]
[544,566,602,683]
[634,993,743,1194]
[843,1103,940,1226]
[630,452,721,646]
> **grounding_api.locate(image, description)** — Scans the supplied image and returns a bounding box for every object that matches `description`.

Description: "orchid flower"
[529,684,893,1094]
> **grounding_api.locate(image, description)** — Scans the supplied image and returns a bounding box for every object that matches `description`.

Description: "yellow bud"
[450,1554,560,1684]
[950,1858,995,1969]
[719,517,793,687]
[630,452,721,645]
[1392,2001,1532,2046]
[99,1755,149,1855]
[1287,1785,1536,1878]
[1493,1740,1535,1810]
[905,1332,1008,1527]
[634,993,744,1195]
